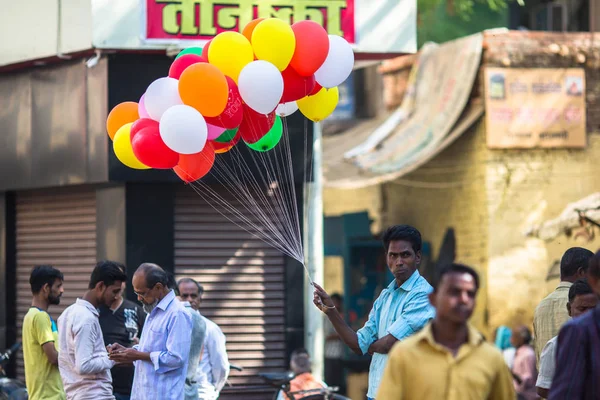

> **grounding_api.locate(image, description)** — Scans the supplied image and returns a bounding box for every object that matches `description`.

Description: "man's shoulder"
[414,275,434,292]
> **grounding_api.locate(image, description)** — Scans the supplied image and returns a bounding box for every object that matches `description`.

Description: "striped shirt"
[533,282,572,363]
[131,290,192,400]
[549,305,600,400]
[356,270,435,398]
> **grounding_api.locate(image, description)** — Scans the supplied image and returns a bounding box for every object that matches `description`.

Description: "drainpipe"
[304,121,325,380]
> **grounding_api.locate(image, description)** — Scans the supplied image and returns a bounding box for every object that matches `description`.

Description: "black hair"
[330,293,343,302]
[589,250,600,279]
[30,265,64,294]
[177,278,204,295]
[434,263,480,291]
[568,278,594,302]
[166,272,178,294]
[382,225,422,253]
[518,326,532,345]
[89,260,128,289]
[136,262,169,289]
[560,247,594,279]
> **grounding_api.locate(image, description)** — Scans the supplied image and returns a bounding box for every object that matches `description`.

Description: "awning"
[323,33,484,189]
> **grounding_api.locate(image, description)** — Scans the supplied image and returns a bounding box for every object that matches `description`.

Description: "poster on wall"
[144,0,355,44]
[484,68,587,149]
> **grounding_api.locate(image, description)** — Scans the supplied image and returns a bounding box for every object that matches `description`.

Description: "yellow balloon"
[113,123,150,170]
[297,87,339,122]
[208,32,254,82]
[251,18,295,71]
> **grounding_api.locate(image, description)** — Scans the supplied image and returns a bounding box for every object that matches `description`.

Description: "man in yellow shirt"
[22,265,66,400]
[377,263,515,400]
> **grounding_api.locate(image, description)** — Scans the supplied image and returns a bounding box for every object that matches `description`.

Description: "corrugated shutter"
[174,187,287,399]
[15,188,97,378]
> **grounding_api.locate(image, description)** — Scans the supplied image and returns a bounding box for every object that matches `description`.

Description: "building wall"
[485,131,600,329]
[0,0,93,67]
[323,186,384,234]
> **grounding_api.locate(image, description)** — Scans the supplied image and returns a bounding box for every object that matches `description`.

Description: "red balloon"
[212,132,241,153]
[131,118,159,142]
[131,126,180,169]
[281,66,316,103]
[205,77,244,129]
[310,82,322,96]
[202,40,212,59]
[238,105,275,144]
[174,143,215,183]
[290,21,329,77]
[169,54,205,79]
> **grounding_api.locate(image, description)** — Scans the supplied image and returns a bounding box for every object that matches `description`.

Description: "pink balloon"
[206,123,226,140]
[138,94,151,119]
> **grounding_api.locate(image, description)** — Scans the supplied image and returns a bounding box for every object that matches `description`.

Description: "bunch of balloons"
[106,18,354,183]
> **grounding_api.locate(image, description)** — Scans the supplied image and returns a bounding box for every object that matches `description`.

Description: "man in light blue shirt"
[314,225,435,399]
[108,263,192,400]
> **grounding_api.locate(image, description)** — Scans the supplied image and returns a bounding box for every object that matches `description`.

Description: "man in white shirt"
[58,261,128,400]
[535,278,599,399]
[177,278,230,400]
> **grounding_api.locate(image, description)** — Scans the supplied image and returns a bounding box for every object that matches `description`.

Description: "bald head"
[134,263,168,289]
[132,263,171,311]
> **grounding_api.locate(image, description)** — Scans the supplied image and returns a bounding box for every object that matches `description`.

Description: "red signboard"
[145,0,355,44]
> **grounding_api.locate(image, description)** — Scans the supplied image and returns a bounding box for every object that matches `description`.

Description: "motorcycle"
[0,343,27,400]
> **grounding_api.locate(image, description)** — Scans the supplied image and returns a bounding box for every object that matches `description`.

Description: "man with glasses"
[108,263,192,400]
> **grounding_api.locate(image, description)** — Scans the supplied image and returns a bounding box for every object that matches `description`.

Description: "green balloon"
[215,127,239,143]
[246,117,283,152]
[176,47,203,59]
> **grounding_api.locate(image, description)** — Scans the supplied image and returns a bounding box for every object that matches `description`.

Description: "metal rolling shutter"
[174,187,287,399]
[15,188,97,378]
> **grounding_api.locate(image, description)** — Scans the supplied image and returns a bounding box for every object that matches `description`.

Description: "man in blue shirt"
[314,225,435,399]
[108,263,192,400]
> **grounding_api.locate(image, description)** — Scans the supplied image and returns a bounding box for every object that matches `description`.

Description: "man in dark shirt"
[99,281,146,400]
[549,250,600,400]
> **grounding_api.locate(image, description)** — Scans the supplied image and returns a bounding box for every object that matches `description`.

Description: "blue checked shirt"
[132,290,193,400]
[357,270,435,398]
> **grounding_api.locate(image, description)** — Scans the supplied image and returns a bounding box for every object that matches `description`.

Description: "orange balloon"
[242,18,265,43]
[173,143,216,183]
[106,102,139,140]
[178,63,228,117]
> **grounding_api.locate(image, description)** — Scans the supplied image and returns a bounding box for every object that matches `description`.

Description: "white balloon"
[144,77,183,120]
[315,35,355,89]
[276,102,298,117]
[159,105,207,154]
[238,61,284,114]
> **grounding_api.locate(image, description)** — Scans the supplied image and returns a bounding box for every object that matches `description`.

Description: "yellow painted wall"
[484,126,600,329]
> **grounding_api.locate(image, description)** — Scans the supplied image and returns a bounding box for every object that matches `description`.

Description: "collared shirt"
[376,322,516,400]
[183,303,207,400]
[356,270,435,398]
[549,305,600,400]
[512,345,537,400]
[57,299,115,400]
[131,290,192,400]
[536,336,557,391]
[196,316,230,399]
[533,281,572,363]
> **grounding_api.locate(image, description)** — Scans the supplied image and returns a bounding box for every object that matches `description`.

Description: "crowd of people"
[22,261,229,400]
[314,225,600,399]
[17,223,600,399]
